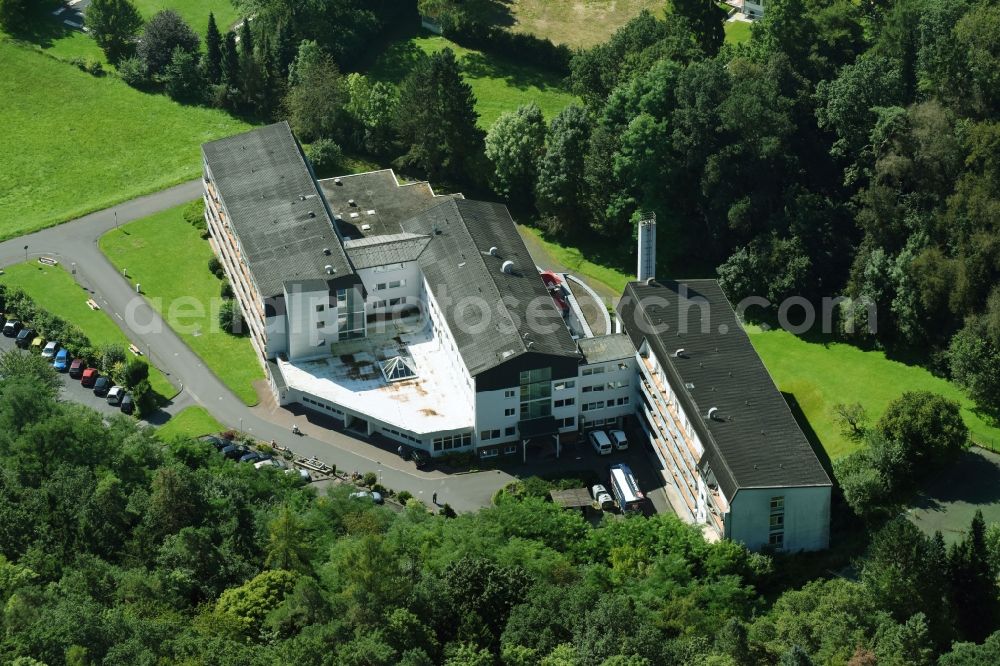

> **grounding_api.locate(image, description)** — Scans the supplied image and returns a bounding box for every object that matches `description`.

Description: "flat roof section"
[578,334,636,365]
[277,316,474,436]
[202,122,354,299]
[319,170,459,241]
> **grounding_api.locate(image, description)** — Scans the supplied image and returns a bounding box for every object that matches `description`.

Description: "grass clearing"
[158,405,226,440]
[0,39,250,240]
[725,20,752,45]
[748,327,1000,459]
[0,262,175,401]
[472,0,666,49]
[133,0,241,35]
[517,225,631,296]
[99,202,263,405]
[369,32,579,128]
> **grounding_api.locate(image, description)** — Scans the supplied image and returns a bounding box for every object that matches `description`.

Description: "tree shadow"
[459,50,565,91]
[783,391,834,478]
[369,35,427,82]
[464,0,517,28]
[913,449,1000,508]
[5,13,79,50]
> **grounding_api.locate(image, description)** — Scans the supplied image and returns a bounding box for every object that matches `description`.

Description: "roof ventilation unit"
[334,178,342,185]
[707,407,719,421]
[323,248,331,255]
[501,260,515,274]
[673,348,685,358]
[526,341,534,349]
[324,265,335,275]
[488,246,499,256]
[348,199,356,206]
[308,211,316,218]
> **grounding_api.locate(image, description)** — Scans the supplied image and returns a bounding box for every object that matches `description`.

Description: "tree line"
[0,361,998,663]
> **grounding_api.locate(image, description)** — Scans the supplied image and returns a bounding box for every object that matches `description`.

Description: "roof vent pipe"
[489,246,499,256]
[501,260,515,274]
[673,348,685,358]
[323,248,331,256]
[707,407,719,421]
[324,265,335,275]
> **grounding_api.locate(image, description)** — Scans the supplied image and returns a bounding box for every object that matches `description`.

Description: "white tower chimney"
[637,211,656,282]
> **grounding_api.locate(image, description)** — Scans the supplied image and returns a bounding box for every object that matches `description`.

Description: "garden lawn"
[0,40,249,240]
[133,0,241,35]
[725,20,752,45]
[748,326,1000,459]
[0,262,175,401]
[158,406,226,440]
[369,33,579,128]
[473,0,666,49]
[99,203,263,405]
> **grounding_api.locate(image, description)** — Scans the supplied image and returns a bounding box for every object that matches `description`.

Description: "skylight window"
[380,356,418,382]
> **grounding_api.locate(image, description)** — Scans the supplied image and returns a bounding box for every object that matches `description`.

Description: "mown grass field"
[99,203,263,405]
[158,405,226,440]
[0,40,249,240]
[725,20,752,44]
[134,0,241,35]
[747,326,1000,459]
[369,32,580,128]
[0,262,176,401]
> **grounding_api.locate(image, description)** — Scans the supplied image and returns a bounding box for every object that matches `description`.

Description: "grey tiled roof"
[401,199,580,377]
[618,279,831,498]
[344,233,430,270]
[578,334,636,365]
[202,122,354,300]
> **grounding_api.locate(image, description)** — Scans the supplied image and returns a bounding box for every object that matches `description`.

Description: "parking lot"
[0,329,135,421]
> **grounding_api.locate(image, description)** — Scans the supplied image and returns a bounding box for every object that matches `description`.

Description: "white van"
[588,430,613,456]
[609,430,629,451]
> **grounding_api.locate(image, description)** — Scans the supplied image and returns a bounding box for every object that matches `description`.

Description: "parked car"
[350,490,384,505]
[68,358,85,378]
[239,451,265,464]
[221,443,248,460]
[199,435,229,451]
[588,430,613,456]
[609,430,629,451]
[15,328,34,348]
[106,386,124,405]
[80,368,98,387]
[119,394,134,415]
[3,320,21,337]
[254,458,282,470]
[30,337,44,354]
[41,341,59,359]
[286,468,311,482]
[591,484,615,510]
[53,348,69,372]
[93,376,111,397]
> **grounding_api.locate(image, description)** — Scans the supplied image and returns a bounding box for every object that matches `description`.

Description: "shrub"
[218,300,244,335]
[117,55,148,88]
[397,490,413,503]
[183,199,205,225]
[86,60,105,76]
[208,256,224,278]
[305,138,343,174]
[69,57,88,71]
[362,471,377,487]
[220,280,234,300]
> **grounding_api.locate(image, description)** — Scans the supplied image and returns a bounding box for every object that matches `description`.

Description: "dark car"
[68,358,85,378]
[2,319,20,337]
[93,376,111,397]
[119,394,134,415]
[80,368,98,387]
[239,451,264,464]
[221,444,248,460]
[199,435,229,451]
[15,328,34,348]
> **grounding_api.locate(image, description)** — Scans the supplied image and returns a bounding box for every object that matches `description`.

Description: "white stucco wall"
[728,485,831,552]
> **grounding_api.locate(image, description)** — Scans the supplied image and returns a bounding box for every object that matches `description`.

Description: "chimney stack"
[637,211,656,282]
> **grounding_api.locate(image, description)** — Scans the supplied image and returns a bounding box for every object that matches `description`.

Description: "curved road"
[0,181,513,512]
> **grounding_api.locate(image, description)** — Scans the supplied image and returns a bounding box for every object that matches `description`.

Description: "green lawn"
[748,327,1000,459]
[0,39,249,240]
[158,406,226,440]
[518,225,632,296]
[99,203,263,405]
[369,32,580,128]
[133,0,241,35]
[725,20,752,45]
[0,262,176,401]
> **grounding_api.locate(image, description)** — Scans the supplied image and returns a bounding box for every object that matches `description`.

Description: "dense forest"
[0,356,998,663]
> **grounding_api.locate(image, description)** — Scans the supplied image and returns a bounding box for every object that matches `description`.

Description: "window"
[616,397,629,406]
[504,408,515,417]
[336,289,347,304]
[337,316,348,328]
[768,532,784,548]
[388,279,405,289]
[316,321,325,329]
[582,401,603,412]
[582,384,604,393]
[315,304,325,312]
[554,380,575,390]
[607,380,629,389]
[479,429,501,441]
[770,496,784,513]
[769,514,784,529]
[480,448,498,459]
[556,416,575,428]
[504,389,516,399]
[503,444,517,454]
[606,400,615,408]
[389,297,403,306]
[504,426,515,437]
[519,368,552,419]
[434,433,472,451]
[582,366,605,376]
[376,283,387,291]
[554,398,575,408]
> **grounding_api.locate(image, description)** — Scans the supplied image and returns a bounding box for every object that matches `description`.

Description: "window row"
[371,297,407,309]
[380,426,421,444]
[554,397,575,408]
[581,397,629,411]
[301,396,344,416]
[432,433,473,451]
[375,279,406,290]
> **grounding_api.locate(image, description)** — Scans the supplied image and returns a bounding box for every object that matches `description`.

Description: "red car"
[68,358,85,379]
[80,368,98,387]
